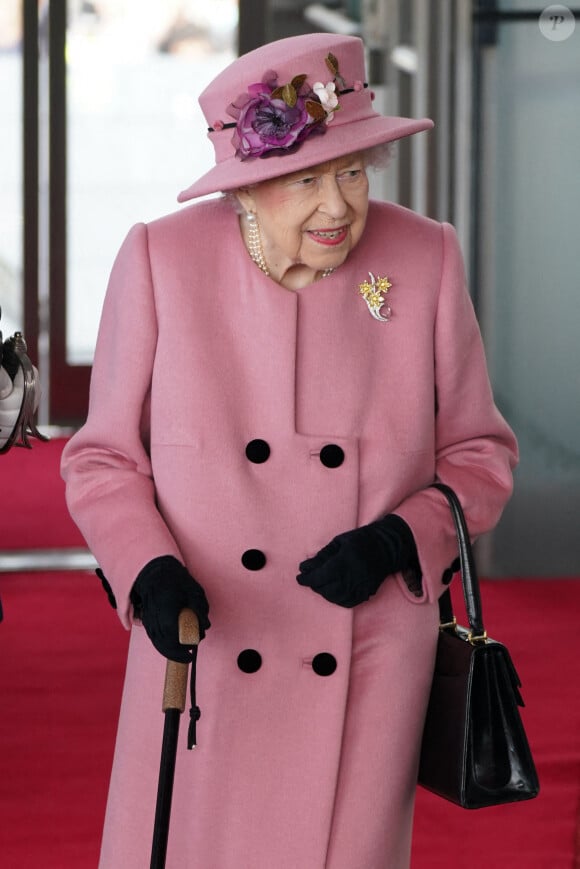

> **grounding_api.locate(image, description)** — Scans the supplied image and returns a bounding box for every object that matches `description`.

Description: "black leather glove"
[130,555,211,662]
[297,514,421,608]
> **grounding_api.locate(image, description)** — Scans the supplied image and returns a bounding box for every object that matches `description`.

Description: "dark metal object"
[23,1,39,357]
[238,0,269,54]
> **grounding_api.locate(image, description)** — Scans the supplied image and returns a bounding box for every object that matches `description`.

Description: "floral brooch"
[225,53,347,161]
[358,273,393,322]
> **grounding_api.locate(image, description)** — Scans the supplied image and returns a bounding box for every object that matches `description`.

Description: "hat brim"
[177,114,433,202]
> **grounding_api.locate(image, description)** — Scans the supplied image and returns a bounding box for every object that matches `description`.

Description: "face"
[237,154,370,286]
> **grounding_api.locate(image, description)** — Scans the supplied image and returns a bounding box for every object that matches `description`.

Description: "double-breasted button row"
[240,438,340,679]
[245,439,345,468]
[237,649,338,676]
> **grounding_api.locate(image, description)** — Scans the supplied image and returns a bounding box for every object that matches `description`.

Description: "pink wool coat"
[62,198,517,869]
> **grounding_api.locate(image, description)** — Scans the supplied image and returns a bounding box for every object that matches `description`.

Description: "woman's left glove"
[297,514,421,607]
[130,555,211,662]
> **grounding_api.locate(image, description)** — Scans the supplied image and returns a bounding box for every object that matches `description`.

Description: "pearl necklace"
[246,212,335,280]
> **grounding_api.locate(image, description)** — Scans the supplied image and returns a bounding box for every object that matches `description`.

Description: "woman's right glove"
[129,555,211,662]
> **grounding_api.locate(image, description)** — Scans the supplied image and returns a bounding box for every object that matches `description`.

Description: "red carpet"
[1,438,579,867]
[0,438,85,550]
[0,572,128,867]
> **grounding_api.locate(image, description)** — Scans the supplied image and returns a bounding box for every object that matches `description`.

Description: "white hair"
[361,142,395,171]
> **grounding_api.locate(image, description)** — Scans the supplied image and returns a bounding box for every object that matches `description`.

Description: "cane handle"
[178,607,200,646]
[161,609,200,712]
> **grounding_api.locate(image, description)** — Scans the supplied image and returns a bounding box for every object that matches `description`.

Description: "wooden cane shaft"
[162,661,189,713]
[161,609,200,713]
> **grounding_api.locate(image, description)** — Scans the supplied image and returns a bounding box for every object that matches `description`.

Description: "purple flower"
[227,75,327,161]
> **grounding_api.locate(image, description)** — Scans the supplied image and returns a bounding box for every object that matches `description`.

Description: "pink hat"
[177,33,433,202]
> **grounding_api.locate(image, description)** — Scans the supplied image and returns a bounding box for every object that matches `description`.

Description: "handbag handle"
[431,482,487,642]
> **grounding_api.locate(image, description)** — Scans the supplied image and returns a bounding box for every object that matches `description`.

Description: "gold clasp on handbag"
[467,630,488,645]
[439,617,457,632]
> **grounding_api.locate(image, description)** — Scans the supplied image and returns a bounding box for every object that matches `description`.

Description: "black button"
[320,444,345,468]
[245,439,271,463]
[241,549,267,570]
[237,649,262,673]
[312,653,337,676]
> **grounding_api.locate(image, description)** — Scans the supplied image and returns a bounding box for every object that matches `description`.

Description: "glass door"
[13,1,237,426]
[473,1,580,575]
[65,0,238,367]
[51,0,237,424]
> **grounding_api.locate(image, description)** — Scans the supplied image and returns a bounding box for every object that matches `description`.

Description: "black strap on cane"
[187,645,201,749]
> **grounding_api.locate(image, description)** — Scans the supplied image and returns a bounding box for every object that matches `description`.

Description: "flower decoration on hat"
[226,52,345,161]
[358,272,393,322]
[312,81,338,120]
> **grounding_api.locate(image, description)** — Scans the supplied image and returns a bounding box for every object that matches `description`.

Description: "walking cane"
[150,608,200,869]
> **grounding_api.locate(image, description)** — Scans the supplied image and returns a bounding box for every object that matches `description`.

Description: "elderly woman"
[62,33,517,869]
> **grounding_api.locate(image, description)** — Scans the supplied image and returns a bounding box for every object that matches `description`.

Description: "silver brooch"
[358,272,392,322]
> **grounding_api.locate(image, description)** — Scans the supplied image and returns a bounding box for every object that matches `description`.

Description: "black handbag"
[418,483,540,809]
